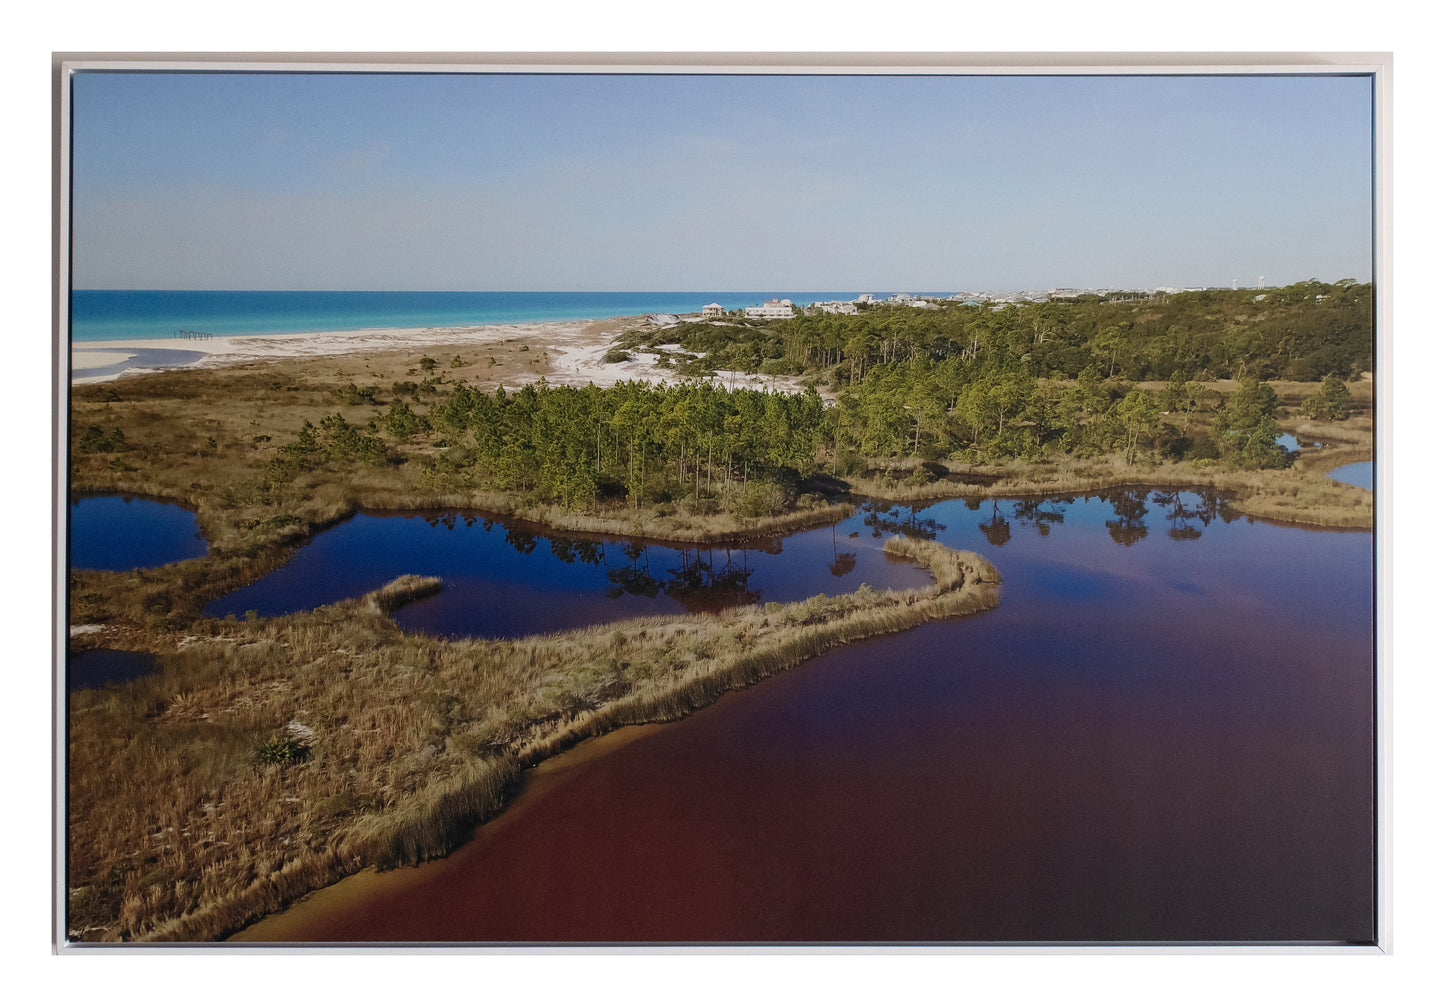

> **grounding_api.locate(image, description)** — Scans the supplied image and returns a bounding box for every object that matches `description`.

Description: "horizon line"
[73,279,1363,294]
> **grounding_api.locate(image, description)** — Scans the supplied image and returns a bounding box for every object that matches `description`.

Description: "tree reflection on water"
[1013,498,1067,537]
[828,524,857,578]
[1151,490,1233,542]
[861,502,945,541]
[601,542,765,612]
[404,488,1238,615]
[441,521,785,614]
[1105,489,1151,546]
[979,500,1011,548]
[957,489,1234,550]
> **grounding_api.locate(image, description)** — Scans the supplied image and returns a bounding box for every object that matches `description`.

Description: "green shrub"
[254,735,307,766]
[77,425,128,454]
[384,400,423,438]
[340,382,379,405]
[1301,373,1352,421]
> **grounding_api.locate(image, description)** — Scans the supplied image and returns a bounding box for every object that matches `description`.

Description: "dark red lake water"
[234,491,1375,945]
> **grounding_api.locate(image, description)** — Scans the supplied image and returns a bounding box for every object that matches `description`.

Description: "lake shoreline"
[68,541,1000,944]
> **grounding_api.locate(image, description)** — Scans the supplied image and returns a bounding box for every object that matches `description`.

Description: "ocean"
[68,290,938,342]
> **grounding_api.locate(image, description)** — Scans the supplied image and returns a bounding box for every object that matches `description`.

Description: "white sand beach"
[71,348,140,371]
[70,316,816,395]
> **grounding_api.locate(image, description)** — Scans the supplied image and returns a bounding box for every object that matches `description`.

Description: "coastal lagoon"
[236,489,1374,943]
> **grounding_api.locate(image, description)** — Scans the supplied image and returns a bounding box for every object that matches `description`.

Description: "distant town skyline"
[69,71,1375,292]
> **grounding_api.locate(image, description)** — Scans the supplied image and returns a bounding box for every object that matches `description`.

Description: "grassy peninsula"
[68,531,997,942]
[66,282,1373,942]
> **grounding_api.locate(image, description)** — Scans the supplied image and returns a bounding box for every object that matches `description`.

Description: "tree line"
[827,359,1303,468]
[257,359,1339,520]
[617,279,1372,387]
[423,380,829,513]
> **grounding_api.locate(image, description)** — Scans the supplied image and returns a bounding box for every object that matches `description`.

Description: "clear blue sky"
[70,71,1375,291]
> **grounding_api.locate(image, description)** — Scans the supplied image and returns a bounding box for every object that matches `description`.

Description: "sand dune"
[69,316,814,395]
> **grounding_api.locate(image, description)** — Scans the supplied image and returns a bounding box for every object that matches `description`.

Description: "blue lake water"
[69,290,945,342]
[69,495,207,571]
[241,487,1376,944]
[204,504,937,638]
[68,648,158,691]
[1330,460,1374,489]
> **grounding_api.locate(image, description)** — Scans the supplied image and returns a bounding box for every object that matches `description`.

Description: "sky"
[68,70,1375,292]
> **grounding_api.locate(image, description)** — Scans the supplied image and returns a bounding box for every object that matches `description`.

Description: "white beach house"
[743,298,794,319]
[702,302,725,318]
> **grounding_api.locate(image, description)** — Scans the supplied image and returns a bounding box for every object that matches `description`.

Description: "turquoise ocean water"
[69,290,933,342]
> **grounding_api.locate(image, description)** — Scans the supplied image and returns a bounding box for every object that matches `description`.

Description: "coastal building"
[743,298,794,319]
[810,300,858,315]
[853,293,875,304]
[702,302,725,318]
[886,293,937,309]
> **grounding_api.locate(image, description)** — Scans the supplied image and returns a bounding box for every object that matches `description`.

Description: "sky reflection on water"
[1329,460,1373,489]
[69,494,207,571]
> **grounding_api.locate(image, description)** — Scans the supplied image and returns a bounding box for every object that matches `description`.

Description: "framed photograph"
[54,52,1389,951]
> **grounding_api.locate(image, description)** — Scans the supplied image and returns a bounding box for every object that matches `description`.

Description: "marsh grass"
[68,544,998,943]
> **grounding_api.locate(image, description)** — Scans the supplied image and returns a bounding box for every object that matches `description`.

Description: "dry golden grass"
[1131,376,1375,410]
[67,544,998,944]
